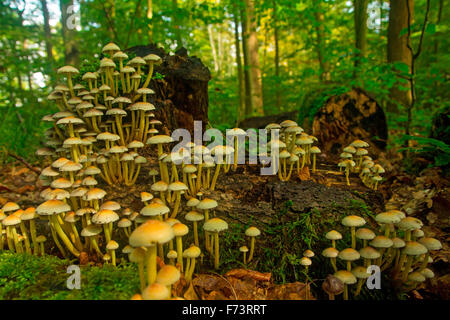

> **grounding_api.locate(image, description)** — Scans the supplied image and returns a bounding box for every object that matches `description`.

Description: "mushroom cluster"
[37,42,163,187]
[264,119,321,181]
[338,139,384,188]
[322,210,441,300]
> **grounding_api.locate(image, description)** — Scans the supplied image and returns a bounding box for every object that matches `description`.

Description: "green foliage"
[0,251,139,300]
[400,135,450,168]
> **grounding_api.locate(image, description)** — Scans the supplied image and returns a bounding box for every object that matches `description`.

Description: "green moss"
[0,251,139,300]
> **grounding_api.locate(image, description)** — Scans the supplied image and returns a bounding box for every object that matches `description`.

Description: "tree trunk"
[314,3,330,82]
[208,25,219,73]
[353,0,368,75]
[240,4,253,117]
[386,0,413,114]
[233,1,245,125]
[273,0,281,112]
[40,0,54,76]
[244,0,264,115]
[60,0,79,66]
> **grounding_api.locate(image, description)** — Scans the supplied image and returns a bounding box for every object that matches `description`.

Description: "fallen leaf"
[225,269,271,282]
[183,282,199,300]
[298,166,310,181]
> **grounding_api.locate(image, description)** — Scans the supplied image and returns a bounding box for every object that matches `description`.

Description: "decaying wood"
[312,88,388,155]
[126,44,211,134]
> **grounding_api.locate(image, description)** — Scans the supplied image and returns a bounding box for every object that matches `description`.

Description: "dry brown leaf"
[298,166,310,181]
[183,282,199,300]
[225,268,271,282]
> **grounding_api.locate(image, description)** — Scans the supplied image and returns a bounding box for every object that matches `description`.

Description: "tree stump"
[126,45,211,134]
[312,88,388,155]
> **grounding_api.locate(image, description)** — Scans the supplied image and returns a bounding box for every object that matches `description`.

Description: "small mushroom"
[203,218,228,269]
[245,226,261,263]
[239,246,249,265]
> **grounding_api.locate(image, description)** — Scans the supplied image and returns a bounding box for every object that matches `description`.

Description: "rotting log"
[312,88,388,155]
[126,45,211,134]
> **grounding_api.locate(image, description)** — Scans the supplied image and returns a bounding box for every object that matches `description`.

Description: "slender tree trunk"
[434,0,443,56]
[387,0,413,114]
[233,1,245,125]
[208,25,219,73]
[60,0,79,66]
[244,0,264,115]
[240,3,253,117]
[40,0,54,77]
[353,0,368,76]
[273,0,281,112]
[314,3,330,82]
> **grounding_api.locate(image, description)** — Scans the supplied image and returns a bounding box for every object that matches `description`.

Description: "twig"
[7,152,41,175]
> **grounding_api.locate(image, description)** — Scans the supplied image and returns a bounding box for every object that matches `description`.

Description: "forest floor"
[0,150,448,300]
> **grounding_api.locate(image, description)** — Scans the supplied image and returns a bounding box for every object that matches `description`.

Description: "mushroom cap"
[84,166,102,175]
[156,265,181,286]
[92,209,119,224]
[403,241,428,256]
[21,207,37,220]
[408,272,426,283]
[185,210,204,222]
[392,237,406,248]
[245,226,261,237]
[370,235,393,248]
[325,230,342,240]
[172,223,189,237]
[352,266,370,279]
[359,246,381,259]
[186,198,200,207]
[322,247,339,258]
[129,102,155,112]
[203,218,228,233]
[303,249,314,258]
[100,201,121,211]
[300,257,312,266]
[64,211,78,223]
[106,240,119,250]
[146,135,174,145]
[36,200,71,215]
[239,246,249,253]
[36,235,47,242]
[418,237,442,251]
[355,228,376,240]
[350,139,369,148]
[396,217,423,231]
[129,247,146,262]
[310,146,321,154]
[151,181,168,192]
[412,229,424,238]
[143,53,162,63]
[343,146,356,154]
[102,42,121,53]
[167,250,178,259]
[420,268,435,279]
[338,248,360,261]
[280,120,297,128]
[2,202,20,213]
[129,220,174,247]
[376,211,402,224]
[140,192,154,202]
[142,283,170,300]
[83,187,107,200]
[168,181,188,192]
[183,245,201,258]
[197,198,218,210]
[118,218,132,228]
[122,245,133,254]
[140,202,170,217]
[334,270,357,285]
[57,65,79,74]
[81,224,102,237]
[51,177,73,189]
[2,214,21,226]
[341,215,366,227]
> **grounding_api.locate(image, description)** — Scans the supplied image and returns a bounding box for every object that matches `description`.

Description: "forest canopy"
[0,0,448,161]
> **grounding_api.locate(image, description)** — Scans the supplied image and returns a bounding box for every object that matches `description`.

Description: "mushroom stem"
[29,219,39,255]
[50,215,80,257]
[351,227,356,249]
[210,163,222,191]
[19,222,32,254]
[5,226,15,252]
[49,222,67,257]
[138,261,146,292]
[193,221,199,247]
[146,245,158,285]
[343,284,349,300]
[170,192,182,219]
[248,237,256,262]
[176,236,184,272]
[214,232,220,269]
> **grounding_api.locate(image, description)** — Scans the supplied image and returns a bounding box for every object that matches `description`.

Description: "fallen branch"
[7,152,41,175]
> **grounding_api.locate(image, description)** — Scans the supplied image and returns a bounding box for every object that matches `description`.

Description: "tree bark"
[240,3,253,117]
[314,3,330,82]
[60,0,79,66]
[172,0,183,48]
[244,0,264,115]
[273,0,281,112]
[353,0,368,76]
[386,0,414,114]
[232,1,245,125]
[40,0,54,76]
